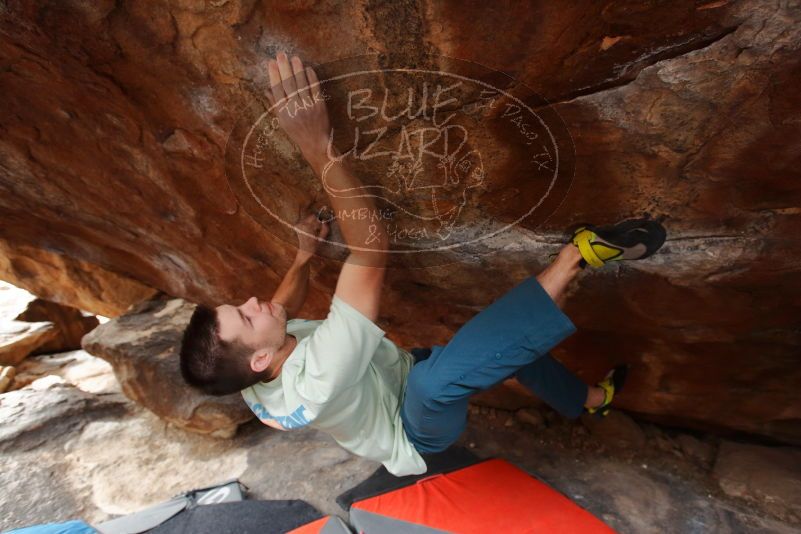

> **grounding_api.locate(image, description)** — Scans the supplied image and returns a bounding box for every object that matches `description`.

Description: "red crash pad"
[351,458,616,533]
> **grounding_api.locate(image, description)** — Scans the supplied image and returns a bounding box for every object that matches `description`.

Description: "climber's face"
[215,297,288,360]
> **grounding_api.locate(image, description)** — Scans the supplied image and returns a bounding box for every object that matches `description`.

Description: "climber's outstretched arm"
[267,52,388,322]
[271,214,329,318]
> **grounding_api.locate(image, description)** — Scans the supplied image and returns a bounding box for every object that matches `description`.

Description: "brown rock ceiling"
[0,238,157,317]
[0,1,799,443]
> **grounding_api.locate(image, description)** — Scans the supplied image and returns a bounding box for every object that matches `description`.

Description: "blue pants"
[401,275,587,454]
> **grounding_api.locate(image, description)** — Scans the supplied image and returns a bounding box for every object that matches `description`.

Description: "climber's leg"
[521,244,630,416]
[401,222,661,453]
[536,244,583,308]
[401,248,581,453]
[514,352,591,419]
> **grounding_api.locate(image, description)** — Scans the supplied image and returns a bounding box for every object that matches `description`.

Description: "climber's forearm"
[271,253,311,319]
[266,50,387,265]
[304,147,388,266]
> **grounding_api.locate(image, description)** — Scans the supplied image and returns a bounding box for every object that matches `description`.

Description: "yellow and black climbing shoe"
[571,218,667,268]
[587,364,629,417]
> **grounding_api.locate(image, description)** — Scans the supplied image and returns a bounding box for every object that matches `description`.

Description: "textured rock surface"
[0,365,15,392]
[714,441,801,519]
[0,380,126,453]
[0,239,158,318]
[15,298,99,354]
[0,281,56,365]
[581,411,647,450]
[81,295,254,438]
[0,1,799,443]
[0,280,98,363]
[10,349,119,394]
[0,320,55,366]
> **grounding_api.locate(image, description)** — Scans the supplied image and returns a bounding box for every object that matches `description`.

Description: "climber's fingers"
[265,86,275,108]
[306,66,322,104]
[291,55,312,104]
[267,59,285,106]
[318,220,330,240]
[276,51,298,103]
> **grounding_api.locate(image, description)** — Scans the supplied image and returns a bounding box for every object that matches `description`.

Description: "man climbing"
[179,52,666,476]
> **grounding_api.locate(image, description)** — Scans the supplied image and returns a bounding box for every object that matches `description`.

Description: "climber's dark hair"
[179,305,261,396]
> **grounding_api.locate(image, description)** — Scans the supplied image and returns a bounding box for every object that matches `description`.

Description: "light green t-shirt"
[241,294,427,477]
